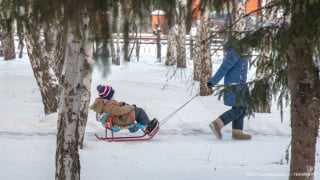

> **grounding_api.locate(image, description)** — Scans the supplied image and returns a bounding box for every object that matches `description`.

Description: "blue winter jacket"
[209,48,248,107]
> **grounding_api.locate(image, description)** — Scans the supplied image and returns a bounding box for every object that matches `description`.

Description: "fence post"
[154,28,161,62]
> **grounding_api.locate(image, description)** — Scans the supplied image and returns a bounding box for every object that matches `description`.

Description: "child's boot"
[145,119,159,134]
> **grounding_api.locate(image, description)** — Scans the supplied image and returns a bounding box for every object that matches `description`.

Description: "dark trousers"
[134,106,150,125]
[219,106,246,130]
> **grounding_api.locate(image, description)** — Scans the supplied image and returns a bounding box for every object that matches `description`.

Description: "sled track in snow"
[0,132,56,137]
[0,132,99,137]
[0,130,292,138]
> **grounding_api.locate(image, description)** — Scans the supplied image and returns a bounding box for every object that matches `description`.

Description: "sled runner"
[94,112,160,142]
[95,125,159,142]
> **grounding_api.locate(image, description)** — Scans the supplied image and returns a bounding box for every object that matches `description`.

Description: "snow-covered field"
[0,48,319,180]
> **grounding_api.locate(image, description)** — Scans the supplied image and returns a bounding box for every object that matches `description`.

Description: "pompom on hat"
[97,85,115,100]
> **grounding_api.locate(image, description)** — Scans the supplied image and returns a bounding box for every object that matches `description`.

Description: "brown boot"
[232,129,252,140]
[209,118,224,140]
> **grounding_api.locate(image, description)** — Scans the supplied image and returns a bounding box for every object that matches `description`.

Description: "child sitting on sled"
[90,84,159,134]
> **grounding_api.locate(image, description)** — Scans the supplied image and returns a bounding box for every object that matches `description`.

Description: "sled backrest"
[96,112,113,128]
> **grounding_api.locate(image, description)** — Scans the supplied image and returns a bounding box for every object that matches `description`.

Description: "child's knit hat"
[97,85,115,100]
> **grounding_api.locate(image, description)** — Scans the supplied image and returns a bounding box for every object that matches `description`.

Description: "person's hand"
[207,82,213,88]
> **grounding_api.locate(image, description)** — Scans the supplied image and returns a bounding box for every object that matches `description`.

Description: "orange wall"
[152,15,165,31]
[191,0,201,20]
[246,0,259,16]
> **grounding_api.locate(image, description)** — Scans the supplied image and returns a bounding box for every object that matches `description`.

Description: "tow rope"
[159,92,200,126]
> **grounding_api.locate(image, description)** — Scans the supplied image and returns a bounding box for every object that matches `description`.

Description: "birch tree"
[23,2,66,114]
[56,7,93,180]
[165,3,178,66]
[176,0,187,68]
[0,0,16,60]
[110,0,121,65]
[198,2,213,96]
[192,26,201,81]
[165,24,178,65]
[1,29,15,60]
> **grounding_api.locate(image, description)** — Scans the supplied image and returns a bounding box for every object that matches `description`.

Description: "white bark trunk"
[44,12,67,83]
[193,25,202,81]
[78,32,93,149]
[24,9,60,114]
[199,5,213,96]
[233,0,246,32]
[112,2,121,65]
[165,25,178,66]
[0,9,15,60]
[56,12,93,180]
[3,32,15,60]
[176,0,187,68]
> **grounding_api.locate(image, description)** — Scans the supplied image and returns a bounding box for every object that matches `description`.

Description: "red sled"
[95,125,160,142]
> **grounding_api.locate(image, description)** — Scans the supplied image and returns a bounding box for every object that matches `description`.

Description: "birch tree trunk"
[43,12,67,86]
[198,5,213,96]
[16,20,25,59]
[109,10,117,64]
[232,0,246,34]
[24,20,60,114]
[110,1,120,65]
[193,25,201,81]
[135,31,141,61]
[0,8,15,60]
[78,31,93,149]
[1,16,15,60]
[110,35,120,65]
[165,25,178,66]
[56,12,92,180]
[121,0,131,62]
[94,12,110,58]
[25,37,59,114]
[24,4,66,114]
[115,13,121,65]
[3,32,15,60]
[0,40,3,57]
[155,28,161,62]
[176,0,187,68]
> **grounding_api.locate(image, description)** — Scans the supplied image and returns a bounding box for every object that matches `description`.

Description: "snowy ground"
[0,49,319,180]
